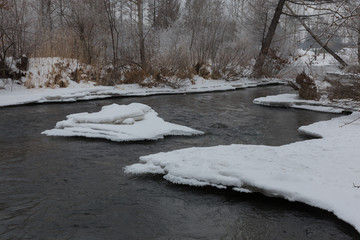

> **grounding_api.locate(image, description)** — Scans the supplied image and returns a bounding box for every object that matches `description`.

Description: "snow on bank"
[253,93,353,113]
[0,77,284,108]
[278,48,358,79]
[42,103,203,141]
[125,113,360,232]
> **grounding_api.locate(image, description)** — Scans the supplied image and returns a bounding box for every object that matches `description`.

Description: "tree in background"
[2,0,360,84]
[0,0,29,78]
[63,0,104,64]
[148,0,180,29]
[343,0,360,64]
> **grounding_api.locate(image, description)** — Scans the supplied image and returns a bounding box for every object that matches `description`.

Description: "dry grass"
[345,65,360,74]
[122,66,188,89]
[32,30,104,66]
[44,63,69,88]
[175,69,193,80]
[33,30,78,60]
[123,68,148,85]
[328,79,360,101]
[261,48,290,77]
[24,72,35,89]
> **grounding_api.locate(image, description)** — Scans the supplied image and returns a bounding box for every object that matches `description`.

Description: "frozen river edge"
[0,78,283,108]
[126,109,360,233]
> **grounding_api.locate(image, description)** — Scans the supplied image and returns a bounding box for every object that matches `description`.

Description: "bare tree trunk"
[153,0,156,25]
[40,0,53,32]
[104,0,117,64]
[285,3,348,68]
[253,0,286,78]
[58,0,65,27]
[104,0,120,84]
[136,0,147,70]
[358,23,360,64]
[358,34,360,64]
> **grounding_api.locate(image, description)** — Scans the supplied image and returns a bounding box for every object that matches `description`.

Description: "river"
[0,86,359,240]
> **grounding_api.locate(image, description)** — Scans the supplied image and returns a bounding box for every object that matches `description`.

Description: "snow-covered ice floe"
[253,93,349,113]
[125,113,360,233]
[42,103,203,141]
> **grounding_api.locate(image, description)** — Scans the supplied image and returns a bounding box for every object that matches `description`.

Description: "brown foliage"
[123,67,187,89]
[174,69,193,80]
[32,30,104,65]
[259,49,290,77]
[124,68,148,85]
[70,68,89,83]
[16,56,29,71]
[328,78,360,101]
[345,65,360,74]
[0,60,11,78]
[199,65,211,79]
[44,62,69,88]
[296,72,318,100]
[24,72,34,89]
[0,0,8,10]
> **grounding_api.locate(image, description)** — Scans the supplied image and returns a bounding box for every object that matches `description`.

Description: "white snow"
[42,103,203,141]
[125,112,360,233]
[0,77,284,108]
[278,48,357,79]
[253,93,348,113]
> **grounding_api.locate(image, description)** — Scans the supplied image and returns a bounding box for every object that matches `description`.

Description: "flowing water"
[0,86,359,240]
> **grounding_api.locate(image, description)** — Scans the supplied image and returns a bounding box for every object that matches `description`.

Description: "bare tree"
[285,2,348,67]
[64,0,102,64]
[39,0,53,34]
[148,0,180,29]
[136,0,146,69]
[126,0,147,69]
[184,0,229,66]
[253,0,286,77]
[0,0,29,78]
[343,0,360,64]
[102,0,122,83]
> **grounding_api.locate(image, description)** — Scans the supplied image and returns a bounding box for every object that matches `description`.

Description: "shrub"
[262,48,290,77]
[344,64,360,74]
[328,79,360,101]
[296,72,319,100]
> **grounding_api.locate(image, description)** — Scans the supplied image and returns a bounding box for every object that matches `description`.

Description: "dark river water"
[0,86,359,240]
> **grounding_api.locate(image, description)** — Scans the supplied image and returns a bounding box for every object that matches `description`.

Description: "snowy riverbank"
[125,112,360,233]
[0,77,284,107]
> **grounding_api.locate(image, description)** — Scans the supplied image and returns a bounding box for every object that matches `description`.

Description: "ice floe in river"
[42,103,203,141]
[125,112,360,233]
[253,93,356,113]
